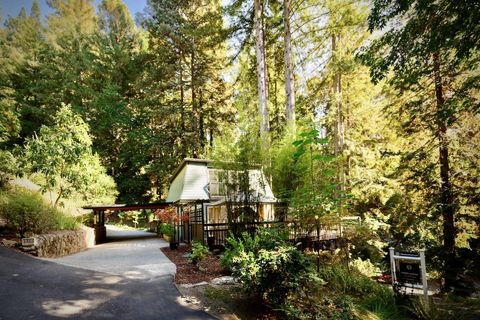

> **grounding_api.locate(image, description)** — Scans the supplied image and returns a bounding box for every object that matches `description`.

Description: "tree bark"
[274,57,280,133]
[332,34,345,213]
[254,0,270,147]
[54,187,63,207]
[180,51,186,158]
[209,127,214,147]
[199,88,205,150]
[283,0,296,130]
[191,49,199,158]
[433,52,456,290]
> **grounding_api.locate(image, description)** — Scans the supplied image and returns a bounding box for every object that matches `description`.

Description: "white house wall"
[166,165,187,203]
[166,162,210,203]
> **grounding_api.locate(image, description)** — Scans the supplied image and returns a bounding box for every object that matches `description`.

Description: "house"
[165,158,278,245]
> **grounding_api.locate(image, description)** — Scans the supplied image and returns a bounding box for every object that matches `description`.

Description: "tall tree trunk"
[209,127,214,147]
[283,0,296,130]
[254,0,269,147]
[274,57,280,134]
[332,34,345,213]
[433,52,456,290]
[191,49,199,158]
[180,51,186,158]
[199,88,205,150]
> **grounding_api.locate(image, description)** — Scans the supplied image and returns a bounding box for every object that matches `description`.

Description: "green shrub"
[191,241,209,264]
[221,228,320,309]
[220,229,402,319]
[350,257,381,278]
[82,212,95,227]
[283,265,398,319]
[221,227,289,268]
[0,187,78,237]
[159,223,174,237]
[0,150,17,188]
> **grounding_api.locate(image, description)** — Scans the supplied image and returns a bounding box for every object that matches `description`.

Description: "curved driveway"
[0,226,213,319]
[45,226,177,280]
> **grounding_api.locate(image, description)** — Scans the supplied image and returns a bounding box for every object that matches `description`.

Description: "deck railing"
[203,221,283,247]
[203,220,342,249]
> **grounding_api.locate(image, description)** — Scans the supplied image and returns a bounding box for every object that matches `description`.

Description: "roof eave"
[169,158,211,183]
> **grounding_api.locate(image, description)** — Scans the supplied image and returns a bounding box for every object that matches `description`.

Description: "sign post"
[389,247,428,306]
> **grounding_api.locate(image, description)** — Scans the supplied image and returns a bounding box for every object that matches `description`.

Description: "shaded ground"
[0,246,213,319]
[0,226,214,319]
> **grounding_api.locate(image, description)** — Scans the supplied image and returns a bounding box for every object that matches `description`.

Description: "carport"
[83,203,172,244]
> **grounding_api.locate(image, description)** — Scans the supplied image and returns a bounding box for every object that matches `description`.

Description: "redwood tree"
[360,0,480,290]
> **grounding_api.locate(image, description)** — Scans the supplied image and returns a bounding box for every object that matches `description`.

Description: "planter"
[163,234,171,242]
[207,236,215,248]
[169,242,179,250]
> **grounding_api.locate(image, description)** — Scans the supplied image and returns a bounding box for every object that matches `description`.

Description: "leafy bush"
[191,241,209,264]
[21,105,117,206]
[159,223,174,237]
[0,187,78,237]
[350,257,381,278]
[220,228,402,319]
[221,228,320,309]
[0,150,17,188]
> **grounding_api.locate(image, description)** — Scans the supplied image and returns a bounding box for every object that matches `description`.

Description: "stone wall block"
[30,226,95,258]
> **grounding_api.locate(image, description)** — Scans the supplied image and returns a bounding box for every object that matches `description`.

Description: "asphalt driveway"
[44,226,176,280]
[0,227,213,319]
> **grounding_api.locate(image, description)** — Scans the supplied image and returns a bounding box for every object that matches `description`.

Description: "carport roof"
[83,203,172,211]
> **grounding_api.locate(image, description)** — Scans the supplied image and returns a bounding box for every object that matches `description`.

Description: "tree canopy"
[0,0,478,294]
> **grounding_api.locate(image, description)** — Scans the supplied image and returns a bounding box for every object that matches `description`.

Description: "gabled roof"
[166,160,210,203]
[166,158,276,204]
[169,158,211,183]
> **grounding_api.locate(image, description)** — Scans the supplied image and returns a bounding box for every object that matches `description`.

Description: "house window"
[208,169,224,196]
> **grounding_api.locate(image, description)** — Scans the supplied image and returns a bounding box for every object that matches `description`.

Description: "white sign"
[389,247,428,305]
[21,237,37,247]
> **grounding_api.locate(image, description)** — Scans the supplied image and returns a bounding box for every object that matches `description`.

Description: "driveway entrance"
[0,226,213,319]
[45,225,176,280]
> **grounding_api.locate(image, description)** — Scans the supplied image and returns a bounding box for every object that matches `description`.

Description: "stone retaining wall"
[30,226,95,258]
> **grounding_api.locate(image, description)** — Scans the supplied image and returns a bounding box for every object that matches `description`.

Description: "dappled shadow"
[42,288,122,317]
[106,234,158,243]
[0,246,213,319]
